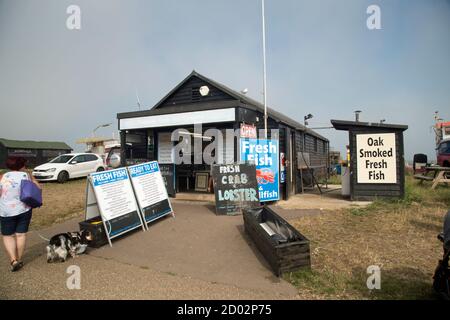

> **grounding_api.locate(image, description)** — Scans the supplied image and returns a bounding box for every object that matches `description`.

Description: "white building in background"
[76,135,120,161]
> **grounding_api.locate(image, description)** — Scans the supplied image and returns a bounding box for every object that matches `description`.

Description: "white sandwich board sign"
[86,168,145,246]
[128,161,174,224]
[356,133,397,184]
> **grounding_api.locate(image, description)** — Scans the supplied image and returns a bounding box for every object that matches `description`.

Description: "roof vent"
[354,110,362,122]
[192,87,201,101]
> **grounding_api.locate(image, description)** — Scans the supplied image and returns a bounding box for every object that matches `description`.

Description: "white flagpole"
[261,0,268,139]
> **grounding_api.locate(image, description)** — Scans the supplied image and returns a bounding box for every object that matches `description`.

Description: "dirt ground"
[279,177,450,299]
[1,176,448,300]
[284,207,445,299]
[31,178,86,229]
[277,185,371,211]
[0,205,302,300]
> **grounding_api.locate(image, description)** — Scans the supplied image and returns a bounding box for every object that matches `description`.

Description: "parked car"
[437,139,450,167]
[105,144,144,169]
[32,153,105,183]
[105,145,121,169]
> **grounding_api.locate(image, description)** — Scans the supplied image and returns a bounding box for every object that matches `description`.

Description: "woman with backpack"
[0,156,41,272]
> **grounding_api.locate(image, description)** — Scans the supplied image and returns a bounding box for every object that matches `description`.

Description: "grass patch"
[285,266,436,300]
[350,176,450,216]
[31,178,87,229]
[0,171,87,229]
[318,174,342,185]
[327,174,342,185]
[347,267,436,300]
[284,268,347,297]
[287,176,448,299]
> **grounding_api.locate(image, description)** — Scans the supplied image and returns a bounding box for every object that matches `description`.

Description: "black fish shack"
[331,120,408,201]
[0,138,73,169]
[117,71,329,200]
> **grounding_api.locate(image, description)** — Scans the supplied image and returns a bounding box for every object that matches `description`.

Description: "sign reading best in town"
[356,133,397,184]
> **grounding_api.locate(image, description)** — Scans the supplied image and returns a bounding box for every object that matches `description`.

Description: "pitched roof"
[0,138,72,150]
[152,70,328,141]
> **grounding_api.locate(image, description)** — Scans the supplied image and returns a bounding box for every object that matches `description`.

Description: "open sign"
[240,123,257,139]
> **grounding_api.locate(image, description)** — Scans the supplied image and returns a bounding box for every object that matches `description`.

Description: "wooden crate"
[243,206,311,276]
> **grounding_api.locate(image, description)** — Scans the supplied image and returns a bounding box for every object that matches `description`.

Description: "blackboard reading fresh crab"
[212,163,260,216]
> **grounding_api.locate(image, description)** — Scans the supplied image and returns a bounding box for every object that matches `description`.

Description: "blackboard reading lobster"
[212,163,260,215]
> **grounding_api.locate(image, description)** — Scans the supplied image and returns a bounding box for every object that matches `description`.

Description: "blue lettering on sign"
[240,139,279,202]
[91,168,129,187]
[128,161,160,178]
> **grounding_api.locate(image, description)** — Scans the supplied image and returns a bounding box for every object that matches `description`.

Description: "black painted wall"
[0,148,71,169]
[157,76,235,108]
[295,130,329,192]
[0,144,6,169]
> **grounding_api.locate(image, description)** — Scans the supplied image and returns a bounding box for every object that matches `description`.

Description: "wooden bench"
[414,174,434,182]
[414,167,450,189]
[430,170,450,189]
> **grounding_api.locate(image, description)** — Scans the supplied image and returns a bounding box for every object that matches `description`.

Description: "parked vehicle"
[105,146,121,169]
[105,144,145,169]
[433,211,450,300]
[437,139,450,167]
[32,153,105,183]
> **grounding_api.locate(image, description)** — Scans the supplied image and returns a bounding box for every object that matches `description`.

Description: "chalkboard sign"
[87,168,145,246]
[212,163,260,216]
[128,161,174,224]
[159,164,176,197]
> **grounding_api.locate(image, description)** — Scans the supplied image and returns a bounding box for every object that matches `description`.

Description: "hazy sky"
[0,0,449,161]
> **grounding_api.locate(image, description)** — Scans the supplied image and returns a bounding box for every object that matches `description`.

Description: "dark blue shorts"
[0,210,32,236]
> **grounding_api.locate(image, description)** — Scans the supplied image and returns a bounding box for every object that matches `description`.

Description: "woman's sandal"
[10,260,23,272]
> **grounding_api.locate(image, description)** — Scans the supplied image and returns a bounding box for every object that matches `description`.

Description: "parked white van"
[32,153,105,183]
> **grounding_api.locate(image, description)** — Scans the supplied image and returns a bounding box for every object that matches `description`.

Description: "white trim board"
[120,108,236,130]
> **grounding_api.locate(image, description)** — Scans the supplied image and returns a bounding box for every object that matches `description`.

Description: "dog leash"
[34,231,50,242]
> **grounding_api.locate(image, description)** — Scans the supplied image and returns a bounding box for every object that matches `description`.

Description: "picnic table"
[414,166,450,189]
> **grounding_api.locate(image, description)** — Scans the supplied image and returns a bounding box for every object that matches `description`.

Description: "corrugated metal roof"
[0,138,72,150]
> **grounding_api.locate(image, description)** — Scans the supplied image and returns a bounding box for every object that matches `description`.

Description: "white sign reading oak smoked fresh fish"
[356,133,397,184]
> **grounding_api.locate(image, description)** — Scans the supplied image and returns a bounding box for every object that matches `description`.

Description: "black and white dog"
[46,230,92,263]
